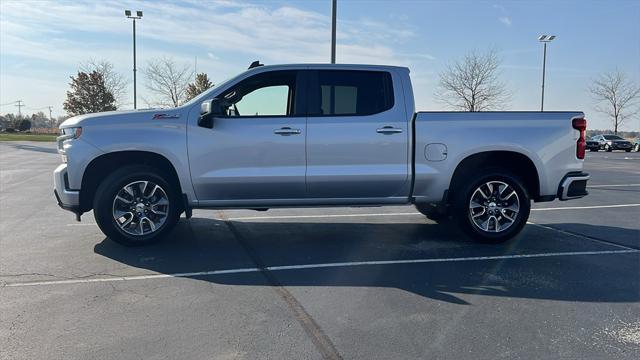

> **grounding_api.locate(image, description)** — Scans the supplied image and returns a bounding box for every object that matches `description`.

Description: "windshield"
[181,74,239,107]
[603,135,624,140]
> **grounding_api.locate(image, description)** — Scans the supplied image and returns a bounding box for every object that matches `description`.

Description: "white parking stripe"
[4,249,638,288]
[65,202,640,225]
[588,184,640,188]
[227,212,420,221]
[226,204,640,221]
[531,203,640,211]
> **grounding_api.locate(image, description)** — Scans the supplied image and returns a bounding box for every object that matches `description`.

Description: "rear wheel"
[605,144,612,152]
[452,169,530,243]
[634,144,640,152]
[93,165,181,246]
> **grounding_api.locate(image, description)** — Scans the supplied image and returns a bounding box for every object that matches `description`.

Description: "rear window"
[309,70,394,116]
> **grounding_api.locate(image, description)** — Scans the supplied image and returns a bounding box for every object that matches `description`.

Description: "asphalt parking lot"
[1,141,638,360]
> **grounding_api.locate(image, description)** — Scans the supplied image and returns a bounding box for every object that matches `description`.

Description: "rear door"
[305,69,410,200]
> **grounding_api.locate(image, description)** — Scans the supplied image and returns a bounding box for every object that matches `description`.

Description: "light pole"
[331,0,337,64]
[125,10,143,109]
[538,34,555,111]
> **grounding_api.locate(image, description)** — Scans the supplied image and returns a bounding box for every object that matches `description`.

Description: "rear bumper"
[558,172,589,201]
[53,164,82,217]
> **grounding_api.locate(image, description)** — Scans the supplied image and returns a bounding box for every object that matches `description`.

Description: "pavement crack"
[220,213,343,360]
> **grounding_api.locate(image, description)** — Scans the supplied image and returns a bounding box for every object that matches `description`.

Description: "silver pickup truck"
[54,63,589,246]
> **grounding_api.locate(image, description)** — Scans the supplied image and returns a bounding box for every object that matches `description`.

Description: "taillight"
[572,118,587,159]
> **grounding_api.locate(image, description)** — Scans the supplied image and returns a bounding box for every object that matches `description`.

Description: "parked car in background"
[586,136,600,152]
[591,134,633,152]
[633,138,640,152]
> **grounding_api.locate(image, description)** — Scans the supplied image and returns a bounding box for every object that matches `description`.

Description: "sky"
[1,0,639,130]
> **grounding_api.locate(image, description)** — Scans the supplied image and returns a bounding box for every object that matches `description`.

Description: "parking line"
[4,249,638,288]
[225,204,640,221]
[531,203,640,211]
[588,183,640,188]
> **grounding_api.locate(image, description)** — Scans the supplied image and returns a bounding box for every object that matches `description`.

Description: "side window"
[310,70,394,116]
[221,70,298,117]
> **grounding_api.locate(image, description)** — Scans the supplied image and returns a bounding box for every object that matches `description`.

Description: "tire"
[634,144,640,152]
[415,203,450,222]
[605,144,612,152]
[589,148,598,152]
[625,149,631,152]
[451,168,531,243]
[93,165,181,246]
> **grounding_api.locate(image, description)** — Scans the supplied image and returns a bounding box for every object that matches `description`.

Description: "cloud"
[499,16,512,27]
[0,0,432,113]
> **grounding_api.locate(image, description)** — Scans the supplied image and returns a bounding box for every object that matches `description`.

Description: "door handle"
[274,127,301,136]
[376,126,403,135]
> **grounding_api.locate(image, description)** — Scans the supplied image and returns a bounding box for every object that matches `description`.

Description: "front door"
[188,70,307,203]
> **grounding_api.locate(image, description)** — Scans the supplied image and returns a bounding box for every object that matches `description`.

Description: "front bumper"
[53,164,82,219]
[558,172,589,201]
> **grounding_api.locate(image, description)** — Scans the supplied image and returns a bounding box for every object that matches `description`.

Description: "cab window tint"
[309,70,394,116]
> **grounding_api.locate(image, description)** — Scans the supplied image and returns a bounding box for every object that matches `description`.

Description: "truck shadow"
[5,143,58,154]
[94,219,639,305]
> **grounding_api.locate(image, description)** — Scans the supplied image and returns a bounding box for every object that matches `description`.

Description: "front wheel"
[605,144,612,152]
[93,166,181,246]
[634,144,640,152]
[452,169,531,243]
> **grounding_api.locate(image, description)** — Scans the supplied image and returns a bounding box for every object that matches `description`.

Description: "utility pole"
[125,10,143,109]
[538,35,556,112]
[15,100,23,117]
[48,106,54,127]
[331,0,337,64]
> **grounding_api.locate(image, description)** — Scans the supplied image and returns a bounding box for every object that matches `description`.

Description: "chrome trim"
[559,174,590,200]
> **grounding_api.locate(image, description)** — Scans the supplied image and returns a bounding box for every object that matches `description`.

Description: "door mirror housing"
[198,98,223,128]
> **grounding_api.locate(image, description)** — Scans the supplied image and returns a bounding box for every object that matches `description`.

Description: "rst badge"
[152,113,180,120]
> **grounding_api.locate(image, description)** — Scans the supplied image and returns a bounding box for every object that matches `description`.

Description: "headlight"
[58,127,82,140]
[57,127,82,162]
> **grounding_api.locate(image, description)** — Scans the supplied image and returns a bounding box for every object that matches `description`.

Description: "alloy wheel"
[112,180,170,236]
[468,181,520,233]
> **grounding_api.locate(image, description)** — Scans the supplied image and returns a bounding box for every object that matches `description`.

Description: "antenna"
[248,61,263,69]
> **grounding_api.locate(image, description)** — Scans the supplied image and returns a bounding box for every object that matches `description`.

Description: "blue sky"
[1,0,638,130]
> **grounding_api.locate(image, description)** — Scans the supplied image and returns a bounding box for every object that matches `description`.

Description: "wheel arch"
[80,151,183,212]
[448,150,541,202]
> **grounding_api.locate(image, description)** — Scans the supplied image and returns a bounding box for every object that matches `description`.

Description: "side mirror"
[198,98,223,128]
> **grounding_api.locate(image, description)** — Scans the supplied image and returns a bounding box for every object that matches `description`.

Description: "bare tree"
[144,57,193,107]
[80,59,128,107]
[435,50,510,111]
[589,70,640,134]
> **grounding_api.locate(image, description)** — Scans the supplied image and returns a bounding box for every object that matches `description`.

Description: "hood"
[60,108,184,128]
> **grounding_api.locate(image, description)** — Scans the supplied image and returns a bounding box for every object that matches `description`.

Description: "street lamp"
[538,34,556,111]
[125,10,143,109]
